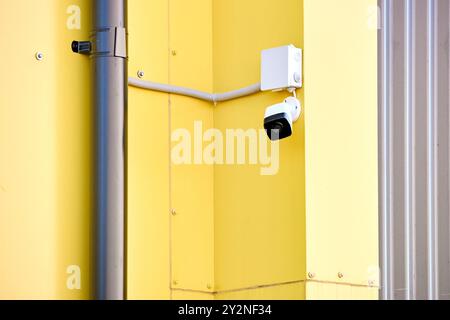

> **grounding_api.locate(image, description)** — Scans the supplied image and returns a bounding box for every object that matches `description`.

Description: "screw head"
[338,272,344,279]
[368,280,375,287]
[308,272,316,279]
[206,284,212,290]
[171,209,177,216]
[171,50,177,56]
[137,70,145,78]
[35,52,44,61]
[173,280,178,286]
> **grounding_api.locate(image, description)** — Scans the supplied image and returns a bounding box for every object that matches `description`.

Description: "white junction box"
[261,44,302,91]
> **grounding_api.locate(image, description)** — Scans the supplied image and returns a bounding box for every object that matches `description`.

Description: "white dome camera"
[264,97,302,141]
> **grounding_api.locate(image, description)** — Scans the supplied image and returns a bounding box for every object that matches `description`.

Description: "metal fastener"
[137,70,145,78]
[308,272,316,279]
[338,272,344,279]
[206,284,212,290]
[171,209,177,216]
[171,50,177,56]
[35,52,44,61]
[173,280,178,286]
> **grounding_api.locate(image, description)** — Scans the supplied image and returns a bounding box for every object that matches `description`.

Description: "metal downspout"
[93,0,127,300]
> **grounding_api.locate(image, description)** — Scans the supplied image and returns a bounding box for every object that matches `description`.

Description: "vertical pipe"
[404,0,416,300]
[427,0,439,301]
[381,0,395,300]
[93,0,127,300]
[447,0,450,301]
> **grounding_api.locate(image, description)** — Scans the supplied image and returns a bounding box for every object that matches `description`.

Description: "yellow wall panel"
[170,97,215,293]
[127,88,171,300]
[303,0,379,289]
[169,0,215,293]
[212,0,306,293]
[213,0,303,91]
[169,0,213,92]
[128,0,169,84]
[0,0,92,299]
[127,0,171,300]
[53,0,93,300]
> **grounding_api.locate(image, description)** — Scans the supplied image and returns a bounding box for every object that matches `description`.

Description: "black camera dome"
[264,112,293,141]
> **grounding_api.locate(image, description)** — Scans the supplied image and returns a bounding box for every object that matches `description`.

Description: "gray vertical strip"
[381,0,394,301]
[427,0,439,301]
[435,0,450,300]
[412,0,428,299]
[392,0,406,299]
[380,0,450,301]
[444,3,450,300]
[94,0,127,300]
[404,0,415,300]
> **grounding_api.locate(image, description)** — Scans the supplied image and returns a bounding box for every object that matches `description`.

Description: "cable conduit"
[128,77,261,103]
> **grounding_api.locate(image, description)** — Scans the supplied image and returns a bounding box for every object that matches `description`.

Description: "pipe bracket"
[72,27,127,58]
[86,27,127,58]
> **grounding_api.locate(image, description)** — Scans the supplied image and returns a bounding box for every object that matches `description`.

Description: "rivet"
[173,280,178,286]
[137,70,145,78]
[206,284,212,290]
[171,209,177,216]
[308,272,316,279]
[35,52,44,61]
[338,272,344,279]
[171,50,177,56]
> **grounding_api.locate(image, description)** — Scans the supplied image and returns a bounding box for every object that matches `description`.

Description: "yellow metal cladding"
[0,0,92,299]
[169,0,216,294]
[128,0,377,300]
[127,0,215,298]
[128,0,306,300]
[0,0,377,300]
[303,0,379,298]
[127,0,171,300]
[212,0,306,298]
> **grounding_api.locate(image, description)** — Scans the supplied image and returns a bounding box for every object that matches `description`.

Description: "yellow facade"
[128,0,378,300]
[0,0,378,300]
[303,0,379,297]
[212,0,306,298]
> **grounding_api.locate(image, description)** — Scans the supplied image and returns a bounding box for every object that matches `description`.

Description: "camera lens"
[272,122,283,131]
[264,113,292,141]
[72,41,79,53]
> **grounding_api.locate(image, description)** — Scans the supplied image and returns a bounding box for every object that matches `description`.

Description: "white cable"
[128,77,261,103]
[213,83,261,102]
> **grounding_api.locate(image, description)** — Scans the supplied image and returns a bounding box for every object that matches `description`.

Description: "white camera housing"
[264,97,302,141]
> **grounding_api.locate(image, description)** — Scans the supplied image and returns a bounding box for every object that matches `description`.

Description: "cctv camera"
[264,97,301,141]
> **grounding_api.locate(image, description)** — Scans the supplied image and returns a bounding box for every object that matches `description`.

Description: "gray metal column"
[93,0,127,300]
[404,0,415,301]
[426,0,439,300]
[380,0,394,301]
